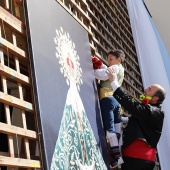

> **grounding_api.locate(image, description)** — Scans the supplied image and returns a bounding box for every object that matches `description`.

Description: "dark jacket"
[113,87,164,148]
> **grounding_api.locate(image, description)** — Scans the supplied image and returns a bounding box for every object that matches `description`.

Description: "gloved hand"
[92,56,102,69]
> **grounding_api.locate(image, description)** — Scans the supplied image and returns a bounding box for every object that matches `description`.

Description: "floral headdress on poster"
[54,27,82,91]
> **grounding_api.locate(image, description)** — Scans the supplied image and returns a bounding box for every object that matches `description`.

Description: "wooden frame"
[0,0,41,169]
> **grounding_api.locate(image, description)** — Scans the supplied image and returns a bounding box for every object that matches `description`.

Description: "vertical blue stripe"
[148,17,170,84]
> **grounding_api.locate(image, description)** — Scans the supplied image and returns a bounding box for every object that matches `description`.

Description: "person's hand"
[107,67,117,82]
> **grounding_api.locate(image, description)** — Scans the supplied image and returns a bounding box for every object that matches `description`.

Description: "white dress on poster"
[50,27,107,170]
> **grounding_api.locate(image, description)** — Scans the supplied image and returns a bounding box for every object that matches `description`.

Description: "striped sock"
[111,146,121,160]
[110,158,118,168]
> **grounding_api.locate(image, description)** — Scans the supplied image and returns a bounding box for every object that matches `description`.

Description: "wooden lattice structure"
[0,0,41,169]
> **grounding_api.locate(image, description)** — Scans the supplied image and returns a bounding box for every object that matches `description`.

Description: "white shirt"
[94,64,119,81]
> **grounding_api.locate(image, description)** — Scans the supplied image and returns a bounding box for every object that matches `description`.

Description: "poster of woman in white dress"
[25,0,108,169]
[50,27,107,170]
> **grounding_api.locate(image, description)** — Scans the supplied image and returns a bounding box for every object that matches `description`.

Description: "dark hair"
[107,49,125,62]
[154,89,166,104]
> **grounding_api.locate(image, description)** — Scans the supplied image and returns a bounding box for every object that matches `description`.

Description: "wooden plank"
[0,49,5,64]
[0,63,30,86]
[24,139,31,159]
[0,122,37,139]
[0,156,40,168]
[15,0,23,4]
[14,56,20,72]
[4,105,15,158]
[14,0,21,18]
[21,110,31,159]
[12,33,17,47]
[1,75,8,94]
[8,136,15,158]
[4,0,9,9]
[5,104,11,125]
[15,53,32,160]
[1,75,15,159]
[0,37,27,59]
[0,6,26,35]
[0,91,33,112]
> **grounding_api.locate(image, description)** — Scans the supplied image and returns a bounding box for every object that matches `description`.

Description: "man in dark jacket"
[107,67,166,170]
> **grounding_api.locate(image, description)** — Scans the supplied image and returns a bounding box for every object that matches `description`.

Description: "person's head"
[144,84,166,104]
[107,49,125,66]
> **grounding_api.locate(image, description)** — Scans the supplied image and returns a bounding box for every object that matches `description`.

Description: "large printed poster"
[25,0,108,169]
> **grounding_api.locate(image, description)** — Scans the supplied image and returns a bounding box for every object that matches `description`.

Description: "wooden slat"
[24,139,31,159]
[0,3,41,169]
[0,63,30,86]
[0,6,26,35]
[0,49,4,63]
[14,0,21,18]
[4,0,9,9]
[15,0,23,4]
[8,136,15,158]
[5,104,15,158]
[0,122,37,139]
[0,37,27,59]
[15,53,32,161]
[1,75,8,94]
[0,91,33,112]
[1,73,15,159]
[0,156,40,168]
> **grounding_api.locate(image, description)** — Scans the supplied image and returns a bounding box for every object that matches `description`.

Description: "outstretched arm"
[107,67,155,121]
[94,64,119,80]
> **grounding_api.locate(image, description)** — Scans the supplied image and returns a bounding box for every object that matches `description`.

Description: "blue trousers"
[100,97,121,133]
